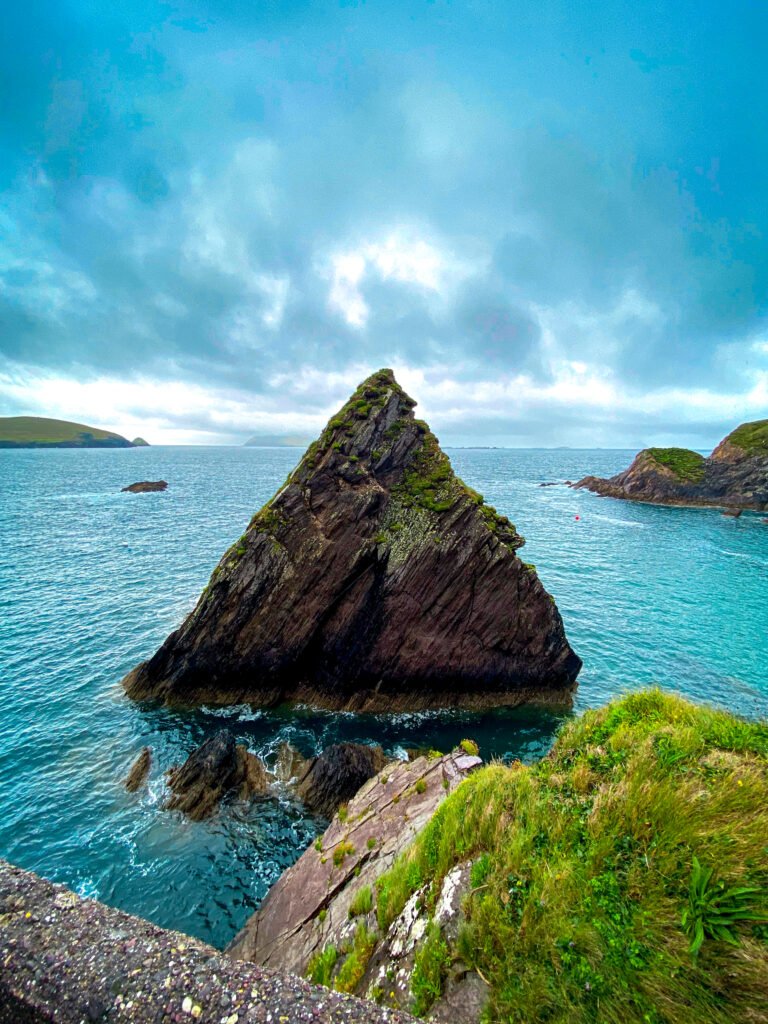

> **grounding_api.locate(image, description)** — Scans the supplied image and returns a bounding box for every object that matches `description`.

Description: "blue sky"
[1,0,766,445]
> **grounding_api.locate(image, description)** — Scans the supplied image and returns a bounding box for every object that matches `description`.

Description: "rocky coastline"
[574,418,768,510]
[122,369,580,712]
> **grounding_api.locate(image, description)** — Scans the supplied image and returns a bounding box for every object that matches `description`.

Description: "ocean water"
[1,445,766,949]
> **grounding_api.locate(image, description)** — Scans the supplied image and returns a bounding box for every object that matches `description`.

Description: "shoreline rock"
[124,746,151,792]
[227,747,482,972]
[296,743,389,818]
[574,420,768,510]
[122,368,580,712]
[165,730,268,820]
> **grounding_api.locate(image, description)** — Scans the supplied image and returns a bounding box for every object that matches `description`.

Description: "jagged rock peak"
[122,368,581,711]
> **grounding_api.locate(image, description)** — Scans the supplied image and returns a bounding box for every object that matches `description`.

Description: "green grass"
[333,923,377,993]
[0,415,132,447]
[333,840,355,867]
[375,690,768,1024]
[307,945,338,986]
[411,920,451,1016]
[349,885,374,918]
[724,418,768,456]
[645,447,706,482]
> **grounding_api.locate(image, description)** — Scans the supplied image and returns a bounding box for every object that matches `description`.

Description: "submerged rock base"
[0,860,416,1024]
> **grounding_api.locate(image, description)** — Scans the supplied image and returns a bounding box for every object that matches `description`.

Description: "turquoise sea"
[1,446,766,948]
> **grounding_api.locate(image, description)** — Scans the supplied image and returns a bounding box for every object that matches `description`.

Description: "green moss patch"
[646,447,706,482]
[724,418,768,456]
[375,690,768,1024]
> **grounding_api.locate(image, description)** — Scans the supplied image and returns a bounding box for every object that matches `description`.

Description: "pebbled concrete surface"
[0,860,417,1024]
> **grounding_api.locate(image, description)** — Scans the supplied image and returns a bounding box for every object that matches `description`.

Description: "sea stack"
[122,369,581,711]
[575,418,768,511]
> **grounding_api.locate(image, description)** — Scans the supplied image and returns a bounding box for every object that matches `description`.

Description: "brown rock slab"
[124,746,151,792]
[165,729,268,820]
[122,369,580,711]
[297,743,389,817]
[227,748,482,975]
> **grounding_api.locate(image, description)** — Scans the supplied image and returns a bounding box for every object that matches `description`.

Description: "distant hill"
[131,437,150,446]
[244,433,311,447]
[0,416,136,449]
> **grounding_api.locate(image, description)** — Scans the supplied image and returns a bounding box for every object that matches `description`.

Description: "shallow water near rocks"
[1,445,766,948]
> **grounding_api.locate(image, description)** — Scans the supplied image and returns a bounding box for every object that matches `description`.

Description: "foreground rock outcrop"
[227,747,482,974]
[165,729,268,820]
[123,369,580,711]
[0,860,416,1023]
[575,419,768,510]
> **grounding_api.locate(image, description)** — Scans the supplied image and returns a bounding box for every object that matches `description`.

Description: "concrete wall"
[0,860,415,1024]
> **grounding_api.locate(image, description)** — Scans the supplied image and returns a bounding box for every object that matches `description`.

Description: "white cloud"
[2,355,765,448]
[326,229,477,327]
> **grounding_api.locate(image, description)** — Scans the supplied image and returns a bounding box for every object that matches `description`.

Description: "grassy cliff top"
[0,415,131,446]
[645,447,706,482]
[375,690,767,1023]
[723,418,768,456]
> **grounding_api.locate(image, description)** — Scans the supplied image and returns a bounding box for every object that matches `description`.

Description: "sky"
[1,0,766,447]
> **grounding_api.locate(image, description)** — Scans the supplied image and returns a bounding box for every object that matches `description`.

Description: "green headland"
[0,415,135,448]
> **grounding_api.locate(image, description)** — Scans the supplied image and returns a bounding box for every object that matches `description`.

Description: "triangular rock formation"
[122,369,581,710]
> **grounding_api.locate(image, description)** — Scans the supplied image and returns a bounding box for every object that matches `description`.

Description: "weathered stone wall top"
[0,860,416,1024]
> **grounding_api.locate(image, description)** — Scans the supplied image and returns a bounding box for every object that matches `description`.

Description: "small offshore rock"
[125,747,152,792]
[165,730,268,821]
[122,480,168,493]
[296,742,388,817]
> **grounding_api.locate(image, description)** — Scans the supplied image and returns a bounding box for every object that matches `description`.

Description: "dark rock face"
[575,420,768,511]
[121,480,168,493]
[165,730,267,820]
[296,742,388,817]
[124,747,151,792]
[122,369,581,711]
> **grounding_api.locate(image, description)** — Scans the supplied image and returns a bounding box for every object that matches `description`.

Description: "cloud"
[0,0,766,444]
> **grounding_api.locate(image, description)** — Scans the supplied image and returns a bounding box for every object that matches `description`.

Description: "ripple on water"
[0,446,766,947]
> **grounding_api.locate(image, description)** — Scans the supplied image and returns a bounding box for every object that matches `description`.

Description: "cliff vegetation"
[725,418,768,456]
[645,448,706,483]
[328,691,767,1022]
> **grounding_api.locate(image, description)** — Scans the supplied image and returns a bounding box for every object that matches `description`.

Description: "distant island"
[575,418,768,511]
[0,416,138,449]
[243,433,311,447]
